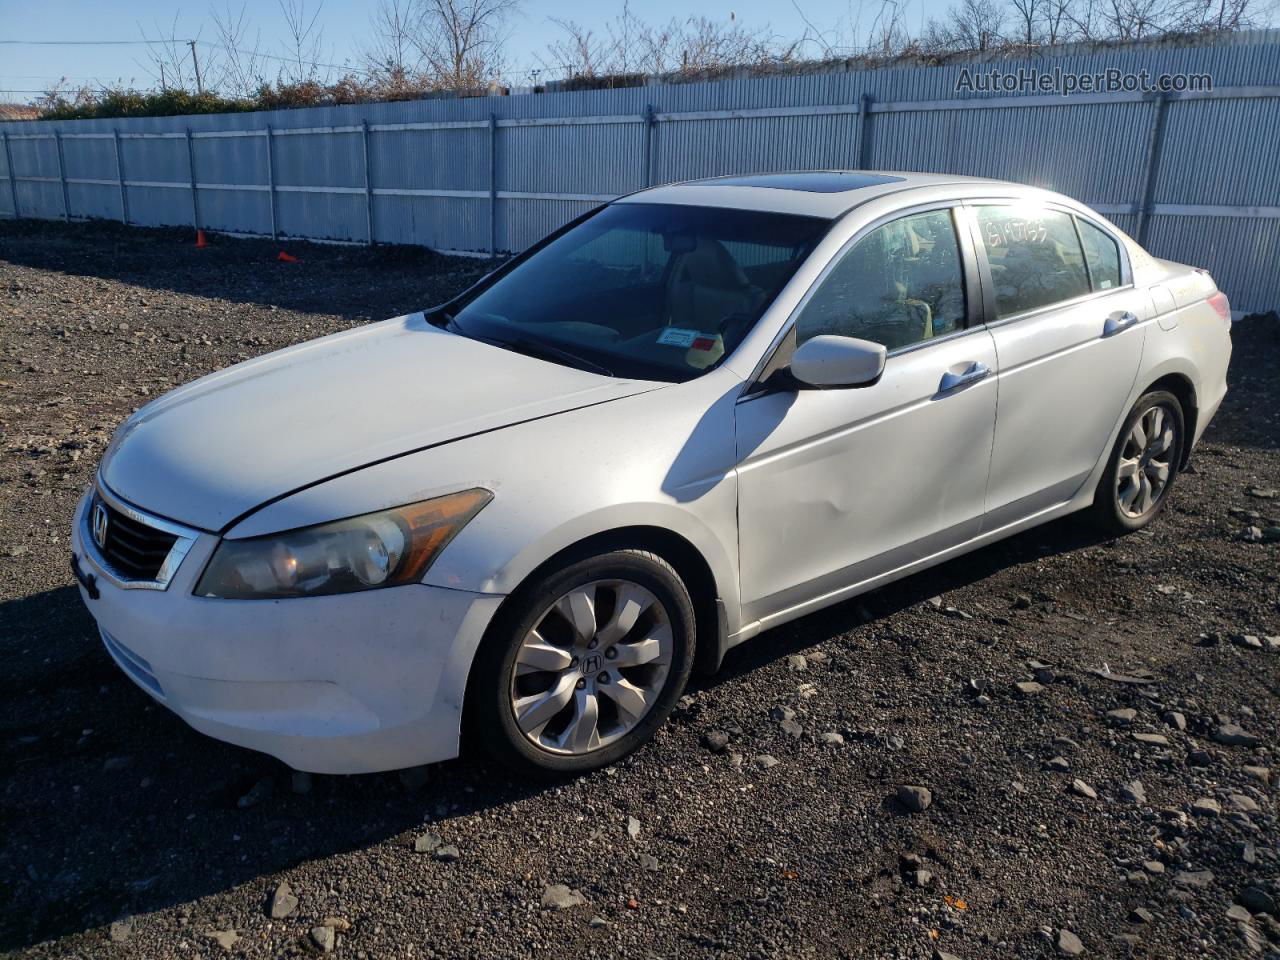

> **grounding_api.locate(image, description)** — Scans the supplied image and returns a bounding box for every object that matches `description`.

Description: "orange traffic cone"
[277,251,299,263]
[195,229,208,248]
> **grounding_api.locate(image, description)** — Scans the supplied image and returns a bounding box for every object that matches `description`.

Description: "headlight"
[195,488,492,599]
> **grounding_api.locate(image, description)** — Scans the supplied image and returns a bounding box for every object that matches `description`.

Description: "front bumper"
[70,491,503,774]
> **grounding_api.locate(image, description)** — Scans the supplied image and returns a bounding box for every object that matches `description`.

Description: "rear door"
[971,201,1149,529]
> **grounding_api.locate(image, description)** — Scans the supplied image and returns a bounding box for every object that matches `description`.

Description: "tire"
[1090,389,1185,534]
[468,549,696,777]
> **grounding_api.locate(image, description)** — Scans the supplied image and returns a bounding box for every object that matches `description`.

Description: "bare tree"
[277,0,329,84]
[542,7,798,83]
[210,3,268,97]
[409,0,521,92]
[925,0,1008,51]
[137,14,197,92]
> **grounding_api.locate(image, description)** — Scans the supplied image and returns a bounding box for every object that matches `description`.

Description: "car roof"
[615,170,1036,219]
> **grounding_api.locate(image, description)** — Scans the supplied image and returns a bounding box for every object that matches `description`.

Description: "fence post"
[488,113,497,257]
[360,119,375,246]
[54,130,70,222]
[1,132,18,219]
[854,94,873,170]
[1135,92,1170,248]
[642,104,656,186]
[185,128,200,230]
[112,128,129,224]
[265,126,278,240]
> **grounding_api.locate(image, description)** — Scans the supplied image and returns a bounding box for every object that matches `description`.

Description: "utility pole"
[188,40,204,94]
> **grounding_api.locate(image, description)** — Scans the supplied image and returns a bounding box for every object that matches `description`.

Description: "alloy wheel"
[509,579,674,755]
[1115,402,1178,518]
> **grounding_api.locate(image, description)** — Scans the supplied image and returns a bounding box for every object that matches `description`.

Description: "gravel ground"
[1,218,1278,960]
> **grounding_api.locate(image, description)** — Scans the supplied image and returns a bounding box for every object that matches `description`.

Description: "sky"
[0,0,951,103]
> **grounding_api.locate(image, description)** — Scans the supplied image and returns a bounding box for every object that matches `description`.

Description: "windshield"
[447,203,830,382]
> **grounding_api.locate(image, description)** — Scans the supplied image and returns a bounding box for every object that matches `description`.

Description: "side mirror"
[789,335,887,389]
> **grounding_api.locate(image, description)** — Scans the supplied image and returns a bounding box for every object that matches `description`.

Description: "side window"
[795,209,966,351]
[1077,218,1123,292]
[975,205,1090,318]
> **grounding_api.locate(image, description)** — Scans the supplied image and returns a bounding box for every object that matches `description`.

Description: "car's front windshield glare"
[449,203,830,382]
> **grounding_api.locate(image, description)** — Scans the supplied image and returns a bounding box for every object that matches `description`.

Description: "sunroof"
[689,172,904,193]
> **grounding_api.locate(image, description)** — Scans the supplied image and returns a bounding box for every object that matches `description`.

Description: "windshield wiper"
[494,337,615,377]
[444,314,614,377]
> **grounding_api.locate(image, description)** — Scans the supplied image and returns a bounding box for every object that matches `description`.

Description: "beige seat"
[665,238,757,330]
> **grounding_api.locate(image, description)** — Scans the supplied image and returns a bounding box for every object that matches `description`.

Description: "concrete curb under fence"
[1,31,1278,310]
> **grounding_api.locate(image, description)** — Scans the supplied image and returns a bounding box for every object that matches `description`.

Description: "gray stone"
[1187,749,1214,767]
[1070,779,1097,800]
[755,754,779,769]
[309,925,335,953]
[1133,733,1170,747]
[1056,928,1084,955]
[1242,765,1271,785]
[819,730,844,745]
[236,777,273,809]
[701,729,731,753]
[1173,869,1215,889]
[1163,711,1187,731]
[1128,907,1154,924]
[1239,886,1276,915]
[1106,708,1138,726]
[1230,794,1260,814]
[434,844,460,862]
[1120,780,1147,804]
[786,654,808,671]
[908,869,933,887]
[1014,681,1045,697]
[779,718,803,738]
[770,705,796,722]
[1233,634,1264,650]
[269,880,299,919]
[414,832,443,854]
[109,919,132,942]
[626,816,640,839]
[207,929,239,951]
[1227,904,1253,923]
[1044,756,1071,773]
[1214,724,1261,747]
[1143,861,1165,875]
[541,884,587,910]
[639,853,660,871]
[1191,797,1221,817]
[897,784,932,813]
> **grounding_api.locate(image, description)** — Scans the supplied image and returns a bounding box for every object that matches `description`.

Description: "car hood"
[100,313,661,531]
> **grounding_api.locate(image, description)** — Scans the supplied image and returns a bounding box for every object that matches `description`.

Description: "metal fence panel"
[2,31,1280,309]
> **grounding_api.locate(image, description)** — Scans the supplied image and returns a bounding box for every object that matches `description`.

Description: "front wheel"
[1091,390,1185,533]
[469,549,695,777]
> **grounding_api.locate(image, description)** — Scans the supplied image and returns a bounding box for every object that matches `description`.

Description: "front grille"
[93,494,179,581]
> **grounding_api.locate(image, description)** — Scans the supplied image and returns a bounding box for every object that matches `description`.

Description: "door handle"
[938,361,990,393]
[1103,310,1139,336]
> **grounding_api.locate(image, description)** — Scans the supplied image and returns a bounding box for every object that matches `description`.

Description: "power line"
[1,37,374,78]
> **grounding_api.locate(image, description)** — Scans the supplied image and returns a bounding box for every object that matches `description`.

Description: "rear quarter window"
[1077,218,1123,292]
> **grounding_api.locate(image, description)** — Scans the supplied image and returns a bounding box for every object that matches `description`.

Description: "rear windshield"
[448,203,830,382]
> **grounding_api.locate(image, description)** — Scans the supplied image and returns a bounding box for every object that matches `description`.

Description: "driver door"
[735,206,998,625]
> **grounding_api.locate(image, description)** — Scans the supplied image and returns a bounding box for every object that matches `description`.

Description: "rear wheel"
[1091,390,1184,533]
[469,549,695,777]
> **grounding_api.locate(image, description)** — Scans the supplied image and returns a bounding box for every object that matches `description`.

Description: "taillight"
[1207,291,1231,324]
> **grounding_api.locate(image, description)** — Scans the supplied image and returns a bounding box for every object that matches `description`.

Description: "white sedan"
[71,171,1232,776]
